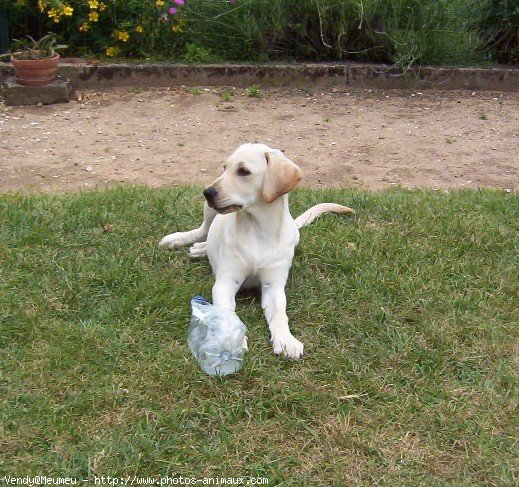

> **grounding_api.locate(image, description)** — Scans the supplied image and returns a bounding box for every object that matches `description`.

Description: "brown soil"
[1,86,517,193]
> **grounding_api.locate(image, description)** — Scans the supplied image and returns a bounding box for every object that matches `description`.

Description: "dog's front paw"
[159,232,189,249]
[272,333,304,360]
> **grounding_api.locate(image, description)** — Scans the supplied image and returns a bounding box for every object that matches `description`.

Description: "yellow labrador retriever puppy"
[159,143,353,359]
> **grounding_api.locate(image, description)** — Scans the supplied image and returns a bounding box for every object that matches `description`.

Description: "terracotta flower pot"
[11,53,60,86]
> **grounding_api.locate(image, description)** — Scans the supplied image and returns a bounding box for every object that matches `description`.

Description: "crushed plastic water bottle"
[188,296,247,376]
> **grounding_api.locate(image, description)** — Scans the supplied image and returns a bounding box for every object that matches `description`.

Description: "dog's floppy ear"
[262,151,303,203]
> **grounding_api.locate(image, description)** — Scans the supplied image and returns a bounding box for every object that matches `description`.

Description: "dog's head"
[203,143,303,213]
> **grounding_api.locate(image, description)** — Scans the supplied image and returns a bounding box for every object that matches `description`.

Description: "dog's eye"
[237,167,251,176]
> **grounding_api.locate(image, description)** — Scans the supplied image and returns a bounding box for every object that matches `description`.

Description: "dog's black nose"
[203,186,218,203]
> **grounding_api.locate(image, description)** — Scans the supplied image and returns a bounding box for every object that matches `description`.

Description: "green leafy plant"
[219,89,234,102]
[188,87,203,95]
[244,84,261,98]
[182,43,215,63]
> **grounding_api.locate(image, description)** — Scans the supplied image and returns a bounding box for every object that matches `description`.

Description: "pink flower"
[169,6,177,14]
[174,0,185,5]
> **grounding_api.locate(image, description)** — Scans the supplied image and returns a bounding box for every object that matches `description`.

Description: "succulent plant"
[7,33,67,60]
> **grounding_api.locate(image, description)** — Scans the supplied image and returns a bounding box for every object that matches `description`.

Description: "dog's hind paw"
[189,241,208,259]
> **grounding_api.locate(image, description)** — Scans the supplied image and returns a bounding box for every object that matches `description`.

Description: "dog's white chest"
[206,213,298,278]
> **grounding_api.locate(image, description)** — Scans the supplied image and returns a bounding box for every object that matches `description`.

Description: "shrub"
[3,0,516,66]
[7,0,191,59]
[474,0,519,64]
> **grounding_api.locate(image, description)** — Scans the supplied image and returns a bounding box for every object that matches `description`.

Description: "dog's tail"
[295,203,355,229]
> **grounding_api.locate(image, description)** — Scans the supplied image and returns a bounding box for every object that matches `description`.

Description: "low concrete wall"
[1,61,518,92]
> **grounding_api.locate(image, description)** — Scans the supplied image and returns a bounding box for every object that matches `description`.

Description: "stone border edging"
[1,61,518,92]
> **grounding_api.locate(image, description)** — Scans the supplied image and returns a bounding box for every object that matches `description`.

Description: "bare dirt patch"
[1,87,517,193]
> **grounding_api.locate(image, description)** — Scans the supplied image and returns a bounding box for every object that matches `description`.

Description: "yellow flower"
[172,19,186,32]
[118,31,129,42]
[106,47,120,57]
[47,8,58,18]
[89,11,99,22]
[98,2,106,11]
[135,26,143,34]
[79,23,89,32]
[88,0,98,8]
[38,1,44,12]
[53,17,60,23]
[156,0,164,6]
[62,5,74,16]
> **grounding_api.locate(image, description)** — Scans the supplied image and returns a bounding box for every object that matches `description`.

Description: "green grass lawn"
[0,186,517,486]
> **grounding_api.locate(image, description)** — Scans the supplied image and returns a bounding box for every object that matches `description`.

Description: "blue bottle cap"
[221,350,232,361]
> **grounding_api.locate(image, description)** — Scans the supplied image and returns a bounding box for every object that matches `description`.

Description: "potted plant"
[5,33,67,86]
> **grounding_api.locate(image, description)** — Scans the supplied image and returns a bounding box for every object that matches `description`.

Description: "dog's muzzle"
[203,187,242,213]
